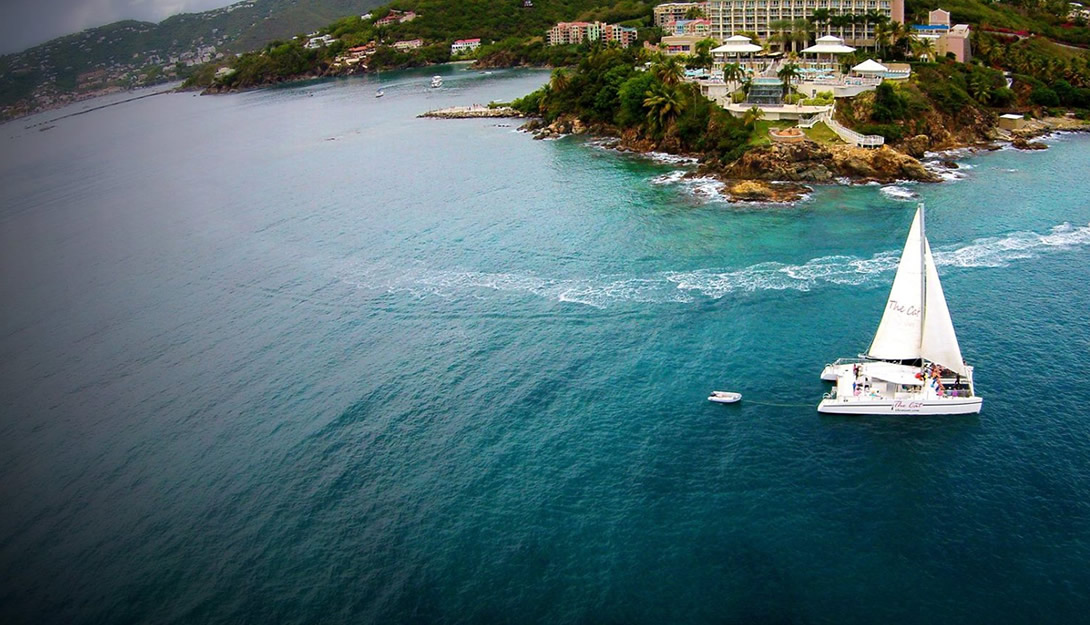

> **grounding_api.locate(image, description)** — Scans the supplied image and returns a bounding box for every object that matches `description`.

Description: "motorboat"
[708,391,742,404]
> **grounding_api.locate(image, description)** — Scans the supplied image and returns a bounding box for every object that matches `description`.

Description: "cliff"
[708,141,942,184]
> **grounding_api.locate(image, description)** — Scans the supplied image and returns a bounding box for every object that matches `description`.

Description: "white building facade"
[654,3,711,28]
[706,0,905,47]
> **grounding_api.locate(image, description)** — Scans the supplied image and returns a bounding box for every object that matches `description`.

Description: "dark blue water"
[2,67,1090,624]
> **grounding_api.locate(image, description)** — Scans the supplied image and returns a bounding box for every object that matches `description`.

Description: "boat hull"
[817,396,982,415]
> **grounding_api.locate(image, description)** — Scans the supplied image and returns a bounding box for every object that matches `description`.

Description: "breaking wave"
[341,223,1090,308]
[645,151,700,165]
[879,185,918,201]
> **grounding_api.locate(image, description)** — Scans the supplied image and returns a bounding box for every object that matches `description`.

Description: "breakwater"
[419,105,523,119]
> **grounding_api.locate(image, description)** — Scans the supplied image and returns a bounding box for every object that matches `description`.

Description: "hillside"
[0,0,387,117]
[186,0,658,91]
[906,0,1090,45]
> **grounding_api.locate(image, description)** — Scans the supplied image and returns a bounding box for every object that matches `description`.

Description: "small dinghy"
[708,391,742,404]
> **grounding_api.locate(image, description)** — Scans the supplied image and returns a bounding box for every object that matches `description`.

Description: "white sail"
[920,239,967,375]
[866,206,924,361]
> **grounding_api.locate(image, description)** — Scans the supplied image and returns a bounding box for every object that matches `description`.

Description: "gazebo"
[800,35,856,71]
[851,59,889,78]
[712,35,763,72]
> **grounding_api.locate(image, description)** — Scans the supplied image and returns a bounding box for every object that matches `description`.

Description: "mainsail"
[867,207,924,361]
[866,205,967,375]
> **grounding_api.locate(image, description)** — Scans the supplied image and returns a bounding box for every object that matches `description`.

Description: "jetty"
[418,105,523,119]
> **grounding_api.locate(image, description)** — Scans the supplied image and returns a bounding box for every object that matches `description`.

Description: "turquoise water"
[2,67,1090,624]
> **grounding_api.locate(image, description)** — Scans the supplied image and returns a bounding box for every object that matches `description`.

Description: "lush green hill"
[188,0,658,91]
[906,0,1090,44]
[0,0,388,113]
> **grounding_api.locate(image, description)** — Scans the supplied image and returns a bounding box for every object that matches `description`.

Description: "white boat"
[818,204,983,415]
[375,88,384,98]
[708,391,742,404]
[430,75,443,88]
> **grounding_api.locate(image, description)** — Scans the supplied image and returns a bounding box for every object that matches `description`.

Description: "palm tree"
[652,56,685,86]
[892,22,913,58]
[791,19,813,53]
[549,68,570,92]
[874,21,893,57]
[722,62,745,86]
[690,38,715,70]
[537,84,552,114]
[968,74,991,104]
[770,19,793,53]
[866,11,888,51]
[910,37,935,61]
[809,9,832,37]
[777,62,801,98]
[742,104,765,127]
[643,84,686,133]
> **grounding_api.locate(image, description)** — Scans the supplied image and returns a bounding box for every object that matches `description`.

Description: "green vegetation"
[747,120,793,147]
[802,90,834,106]
[802,121,840,144]
[836,60,1011,143]
[906,0,1090,46]
[185,0,658,90]
[973,31,1090,111]
[0,1,390,109]
[511,45,753,164]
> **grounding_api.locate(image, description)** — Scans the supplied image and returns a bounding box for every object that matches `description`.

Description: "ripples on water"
[340,221,1090,307]
[2,70,1090,624]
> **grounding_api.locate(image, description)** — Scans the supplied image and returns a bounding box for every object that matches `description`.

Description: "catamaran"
[818,204,983,415]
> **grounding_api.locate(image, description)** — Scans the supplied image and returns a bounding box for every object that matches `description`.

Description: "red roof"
[454,38,481,44]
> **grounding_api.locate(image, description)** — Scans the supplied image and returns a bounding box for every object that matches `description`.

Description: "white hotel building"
[706,0,904,47]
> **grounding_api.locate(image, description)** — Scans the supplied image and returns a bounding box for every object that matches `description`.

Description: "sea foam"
[342,223,1090,307]
[879,185,918,201]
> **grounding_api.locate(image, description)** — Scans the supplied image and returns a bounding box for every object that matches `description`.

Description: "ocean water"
[2,66,1090,624]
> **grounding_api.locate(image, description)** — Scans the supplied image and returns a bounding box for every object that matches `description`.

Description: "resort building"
[304,35,336,49]
[451,38,482,55]
[911,9,971,62]
[654,3,710,28]
[393,39,423,51]
[661,34,707,55]
[546,22,639,46]
[670,18,712,35]
[706,0,905,48]
[332,43,376,69]
[375,10,417,26]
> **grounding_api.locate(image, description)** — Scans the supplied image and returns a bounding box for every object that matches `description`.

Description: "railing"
[797,112,825,129]
[824,105,885,147]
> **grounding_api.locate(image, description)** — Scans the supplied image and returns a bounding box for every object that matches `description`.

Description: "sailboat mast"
[919,203,927,367]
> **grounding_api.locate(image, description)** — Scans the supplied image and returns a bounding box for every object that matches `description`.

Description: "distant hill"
[0,0,387,114]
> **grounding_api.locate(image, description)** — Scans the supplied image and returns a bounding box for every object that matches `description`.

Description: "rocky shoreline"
[508,113,1090,204]
[519,115,941,203]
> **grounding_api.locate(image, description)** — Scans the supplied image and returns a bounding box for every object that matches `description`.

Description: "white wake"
[342,223,1090,307]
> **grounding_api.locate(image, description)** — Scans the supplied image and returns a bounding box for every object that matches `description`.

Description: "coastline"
[498,111,1090,205]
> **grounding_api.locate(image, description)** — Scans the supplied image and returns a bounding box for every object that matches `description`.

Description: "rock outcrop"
[711,141,941,184]
[900,134,930,159]
[521,115,590,139]
[420,106,523,119]
[723,180,811,203]
[1011,136,1048,150]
